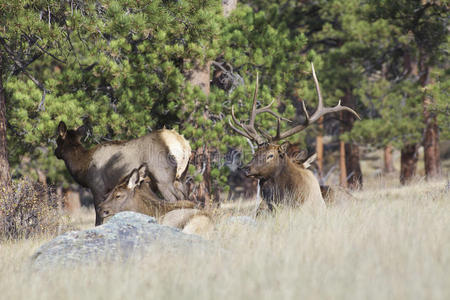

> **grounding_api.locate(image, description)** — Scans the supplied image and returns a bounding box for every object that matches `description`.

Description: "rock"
[31,211,210,270]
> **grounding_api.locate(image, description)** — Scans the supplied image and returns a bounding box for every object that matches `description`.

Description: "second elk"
[99,165,214,236]
[228,63,360,211]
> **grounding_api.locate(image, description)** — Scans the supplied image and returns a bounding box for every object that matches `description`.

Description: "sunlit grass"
[0,178,449,300]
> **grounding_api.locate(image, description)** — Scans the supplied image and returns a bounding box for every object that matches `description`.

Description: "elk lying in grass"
[98,165,196,221]
[99,165,214,236]
[55,122,191,225]
[229,63,360,211]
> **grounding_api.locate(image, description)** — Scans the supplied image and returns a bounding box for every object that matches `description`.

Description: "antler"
[228,63,360,144]
[271,62,360,141]
[228,73,289,145]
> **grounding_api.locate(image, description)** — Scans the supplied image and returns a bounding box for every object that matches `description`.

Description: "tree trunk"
[345,143,362,189]
[419,50,441,179]
[222,0,237,17]
[400,144,418,185]
[341,89,362,189]
[383,145,395,173]
[339,140,347,188]
[315,116,323,181]
[0,60,11,188]
[422,86,441,179]
[185,59,212,205]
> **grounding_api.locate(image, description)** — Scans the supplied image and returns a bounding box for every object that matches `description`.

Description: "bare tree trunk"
[0,60,11,188]
[316,116,323,180]
[400,144,418,185]
[383,145,395,173]
[345,143,362,189]
[222,0,237,17]
[339,140,347,188]
[341,89,362,189]
[184,59,212,207]
[423,88,441,179]
[419,50,441,179]
[186,1,237,205]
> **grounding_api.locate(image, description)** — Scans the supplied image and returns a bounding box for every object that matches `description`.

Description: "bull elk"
[54,122,191,225]
[228,63,360,210]
[99,165,214,237]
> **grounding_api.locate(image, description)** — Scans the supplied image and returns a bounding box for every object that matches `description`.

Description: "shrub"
[0,179,70,240]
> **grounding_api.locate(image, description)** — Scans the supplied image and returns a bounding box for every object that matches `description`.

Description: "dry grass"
[0,178,449,300]
[0,179,71,240]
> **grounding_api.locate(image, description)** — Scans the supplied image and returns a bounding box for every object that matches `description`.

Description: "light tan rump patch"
[159,129,191,179]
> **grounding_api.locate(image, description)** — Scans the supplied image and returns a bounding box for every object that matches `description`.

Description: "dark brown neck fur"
[61,145,94,187]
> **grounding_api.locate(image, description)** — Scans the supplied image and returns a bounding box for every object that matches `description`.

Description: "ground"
[0,176,449,300]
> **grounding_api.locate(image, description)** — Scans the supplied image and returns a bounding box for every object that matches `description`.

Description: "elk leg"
[95,209,103,226]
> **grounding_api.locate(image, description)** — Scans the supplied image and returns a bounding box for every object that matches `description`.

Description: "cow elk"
[98,165,196,222]
[54,122,191,225]
[228,63,360,210]
[99,165,214,237]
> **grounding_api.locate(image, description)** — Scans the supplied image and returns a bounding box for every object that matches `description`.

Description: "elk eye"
[267,154,274,160]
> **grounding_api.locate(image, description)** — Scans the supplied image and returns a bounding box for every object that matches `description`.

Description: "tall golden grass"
[0,177,449,300]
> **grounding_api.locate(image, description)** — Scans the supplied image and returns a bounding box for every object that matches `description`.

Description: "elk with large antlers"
[229,63,360,211]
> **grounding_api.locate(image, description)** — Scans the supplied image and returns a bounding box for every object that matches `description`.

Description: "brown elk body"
[99,166,213,236]
[54,122,191,225]
[229,63,360,211]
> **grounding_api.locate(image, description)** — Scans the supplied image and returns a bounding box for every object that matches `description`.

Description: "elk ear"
[278,141,290,157]
[76,125,88,138]
[127,169,140,190]
[137,164,148,184]
[57,121,67,138]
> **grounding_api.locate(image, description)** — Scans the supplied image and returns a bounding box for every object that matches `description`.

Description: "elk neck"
[61,144,95,187]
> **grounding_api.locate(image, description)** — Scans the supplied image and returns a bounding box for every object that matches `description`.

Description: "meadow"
[0,176,449,300]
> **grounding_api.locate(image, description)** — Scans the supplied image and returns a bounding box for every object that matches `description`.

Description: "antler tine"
[228,117,252,140]
[275,117,281,140]
[256,99,292,122]
[257,127,273,141]
[311,62,323,112]
[300,99,310,122]
[231,105,258,139]
[308,62,360,123]
[230,103,265,145]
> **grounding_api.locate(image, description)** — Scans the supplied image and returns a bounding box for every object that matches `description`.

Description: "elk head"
[229,63,360,180]
[99,165,149,220]
[54,121,88,159]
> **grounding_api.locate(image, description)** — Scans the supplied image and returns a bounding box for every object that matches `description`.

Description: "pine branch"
[0,35,50,111]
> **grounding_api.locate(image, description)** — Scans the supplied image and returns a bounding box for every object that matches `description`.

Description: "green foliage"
[1,0,448,193]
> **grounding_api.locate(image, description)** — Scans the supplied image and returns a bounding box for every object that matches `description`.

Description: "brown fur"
[54,121,191,225]
[100,167,214,236]
[242,142,325,211]
[98,165,196,223]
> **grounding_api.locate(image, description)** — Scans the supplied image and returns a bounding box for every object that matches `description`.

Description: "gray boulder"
[31,211,210,270]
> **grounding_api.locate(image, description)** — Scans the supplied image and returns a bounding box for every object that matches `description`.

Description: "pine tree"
[0,1,70,187]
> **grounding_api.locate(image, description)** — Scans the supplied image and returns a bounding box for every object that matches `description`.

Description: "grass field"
[0,177,449,300]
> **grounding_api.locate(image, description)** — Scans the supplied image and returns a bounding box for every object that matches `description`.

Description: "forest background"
[0,0,448,203]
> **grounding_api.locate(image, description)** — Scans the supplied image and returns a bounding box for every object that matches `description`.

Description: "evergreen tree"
[0,1,70,187]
